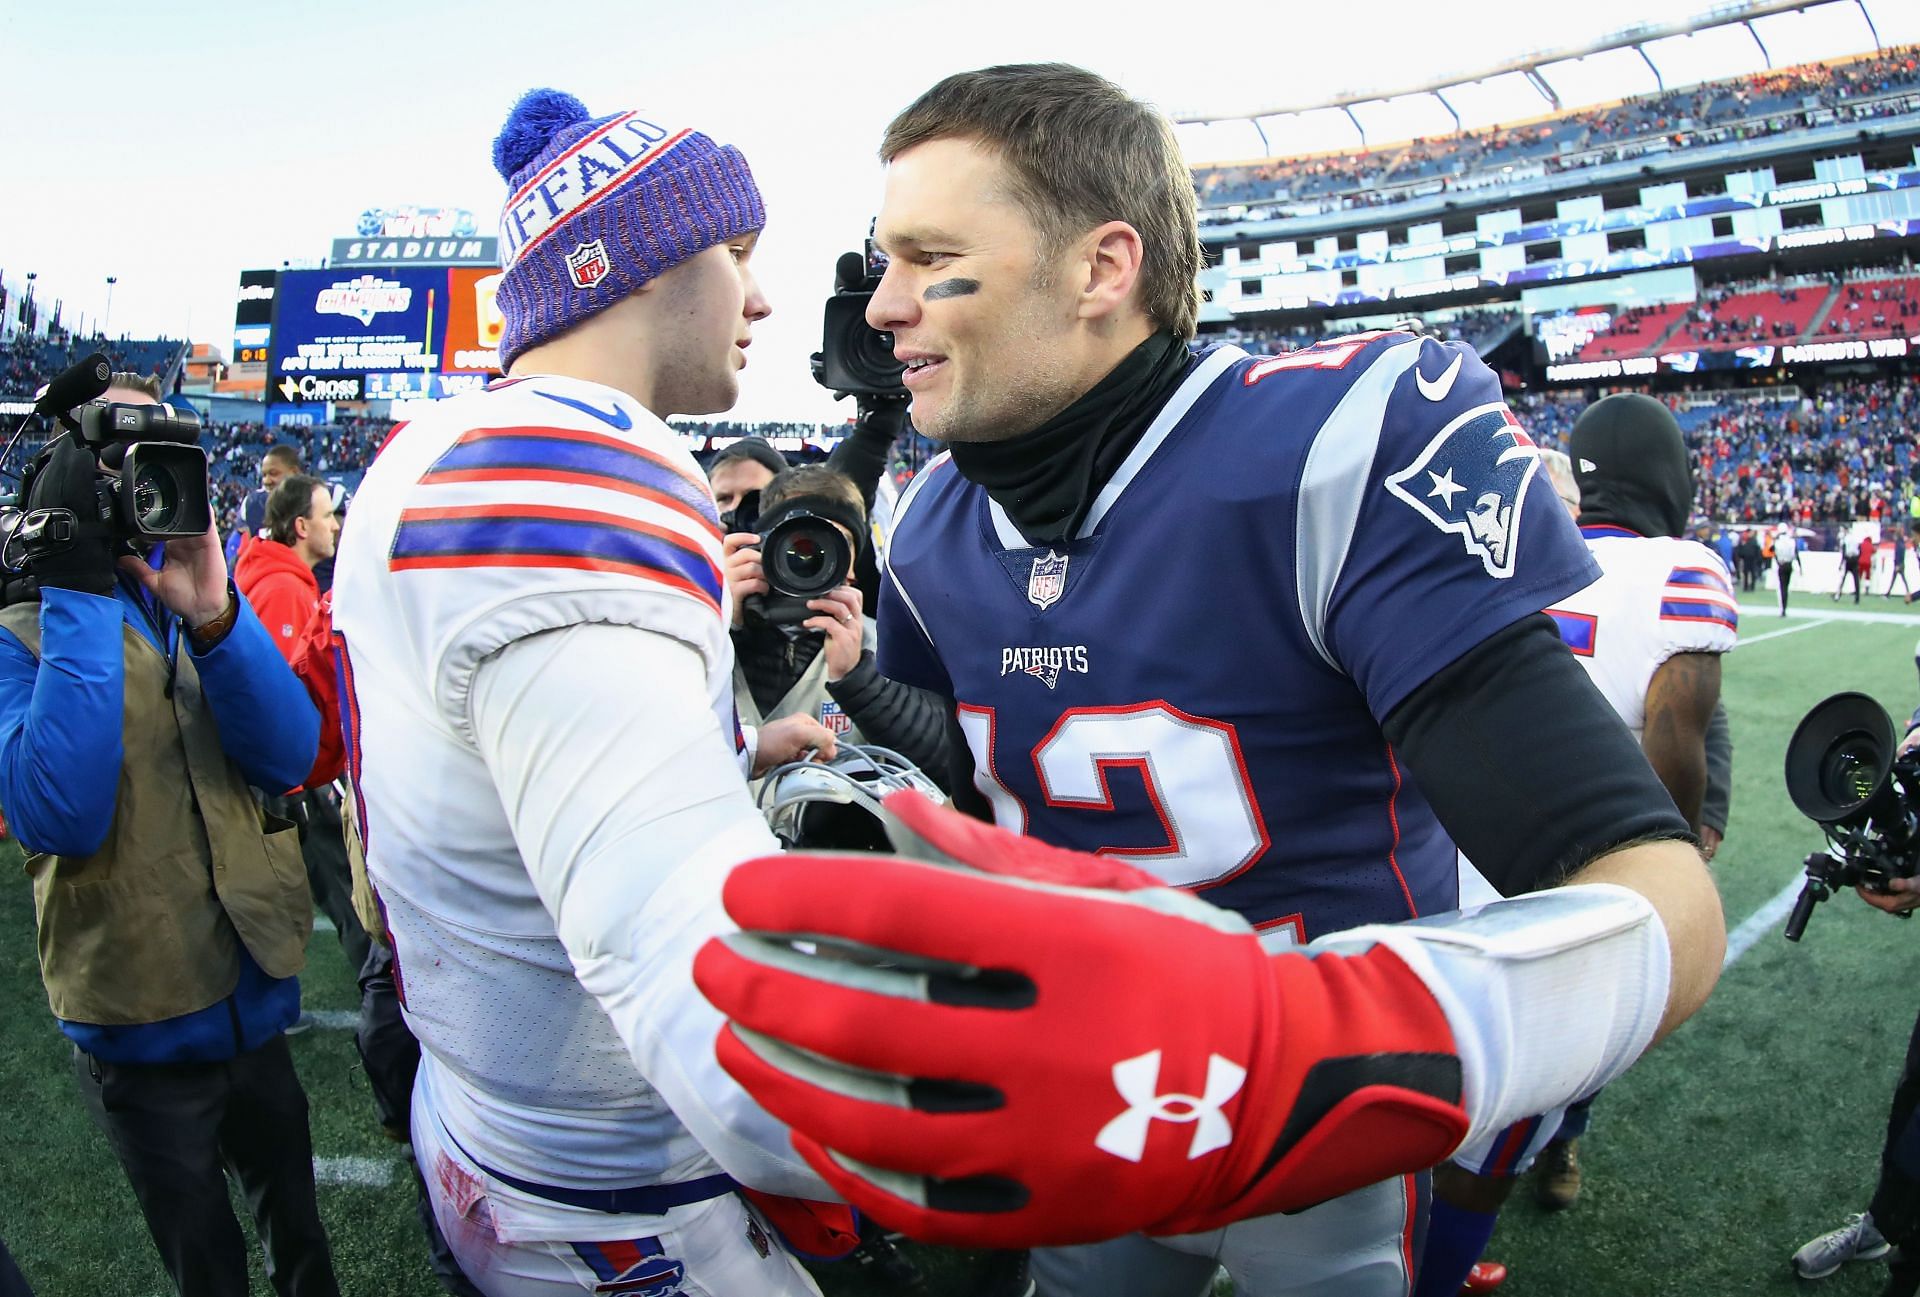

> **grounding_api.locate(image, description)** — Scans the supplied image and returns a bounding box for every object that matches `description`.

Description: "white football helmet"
[757,743,947,851]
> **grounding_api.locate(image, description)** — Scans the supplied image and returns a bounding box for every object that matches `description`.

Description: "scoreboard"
[269,266,504,389]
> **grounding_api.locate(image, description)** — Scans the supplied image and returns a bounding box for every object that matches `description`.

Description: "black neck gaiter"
[947,331,1192,546]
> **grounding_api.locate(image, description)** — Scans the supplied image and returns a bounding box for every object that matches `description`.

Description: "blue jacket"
[0,576,320,1063]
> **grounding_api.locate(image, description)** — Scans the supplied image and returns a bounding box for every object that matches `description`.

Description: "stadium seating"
[1196,45,1920,216]
[1661,285,1831,352]
[1805,276,1920,342]
[1574,303,1692,361]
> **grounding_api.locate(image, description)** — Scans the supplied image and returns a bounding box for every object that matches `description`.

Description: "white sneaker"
[1792,1212,1890,1279]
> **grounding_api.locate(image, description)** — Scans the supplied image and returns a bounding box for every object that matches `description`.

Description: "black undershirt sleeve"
[1382,612,1693,898]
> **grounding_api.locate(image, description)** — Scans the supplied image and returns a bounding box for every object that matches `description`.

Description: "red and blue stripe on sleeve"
[1660,565,1738,633]
[417,424,721,540]
[390,503,723,614]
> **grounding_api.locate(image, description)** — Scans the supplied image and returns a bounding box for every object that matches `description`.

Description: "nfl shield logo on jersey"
[566,239,612,289]
[1028,550,1069,609]
[1384,404,1540,579]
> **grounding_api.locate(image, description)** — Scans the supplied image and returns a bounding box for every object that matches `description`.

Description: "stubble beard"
[921,298,1080,445]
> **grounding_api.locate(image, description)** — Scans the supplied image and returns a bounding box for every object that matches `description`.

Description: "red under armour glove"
[693,792,1470,1249]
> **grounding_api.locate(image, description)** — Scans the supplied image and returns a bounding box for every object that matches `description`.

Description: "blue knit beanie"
[490,88,766,369]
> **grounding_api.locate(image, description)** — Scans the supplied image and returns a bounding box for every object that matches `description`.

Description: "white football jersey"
[331,374,806,1236]
[1546,525,1737,739]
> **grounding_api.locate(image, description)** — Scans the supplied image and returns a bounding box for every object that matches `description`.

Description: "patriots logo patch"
[1383,403,1540,579]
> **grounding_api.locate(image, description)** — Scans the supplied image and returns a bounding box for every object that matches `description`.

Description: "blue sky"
[3,0,1915,421]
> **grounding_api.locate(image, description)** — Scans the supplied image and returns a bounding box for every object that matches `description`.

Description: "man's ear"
[1073,220,1146,323]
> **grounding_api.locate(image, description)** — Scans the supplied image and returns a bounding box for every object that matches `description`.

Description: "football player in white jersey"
[1423,393,1735,1296]
[330,89,841,1295]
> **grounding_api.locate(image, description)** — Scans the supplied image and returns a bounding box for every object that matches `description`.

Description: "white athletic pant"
[412,1087,821,1296]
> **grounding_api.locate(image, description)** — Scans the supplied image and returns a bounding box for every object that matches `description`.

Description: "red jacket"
[235,539,319,666]
[292,593,345,790]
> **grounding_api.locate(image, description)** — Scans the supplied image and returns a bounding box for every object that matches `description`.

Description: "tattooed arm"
[1641,651,1724,833]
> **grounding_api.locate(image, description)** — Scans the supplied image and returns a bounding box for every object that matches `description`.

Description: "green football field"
[5,593,1920,1296]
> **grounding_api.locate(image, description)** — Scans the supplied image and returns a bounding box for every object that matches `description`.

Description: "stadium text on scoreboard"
[1782,338,1912,364]
[330,238,499,267]
[1545,336,1915,382]
[1546,357,1662,382]
[330,207,497,267]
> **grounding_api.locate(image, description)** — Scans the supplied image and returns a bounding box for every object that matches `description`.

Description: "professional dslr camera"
[1781,691,1920,941]
[810,236,906,400]
[729,489,854,628]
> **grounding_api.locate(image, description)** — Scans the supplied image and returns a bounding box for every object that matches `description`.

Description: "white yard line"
[1713,614,1831,966]
[303,1009,359,1031]
[313,1156,394,1188]
[1738,619,1834,646]
[313,914,336,933]
[1722,876,1807,969]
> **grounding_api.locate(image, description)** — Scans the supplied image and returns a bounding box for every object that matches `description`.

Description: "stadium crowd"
[1515,377,1918,525]
[2,332,183,399]
[1195,44,1920,214]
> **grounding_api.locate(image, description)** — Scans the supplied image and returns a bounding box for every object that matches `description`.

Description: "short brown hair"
[263,445,303,473]
[105,371,162,401]
[266,474,325,546]
[881,63,1203,339]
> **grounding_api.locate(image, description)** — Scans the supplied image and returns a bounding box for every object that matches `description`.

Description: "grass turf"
[4,611,1919,1294]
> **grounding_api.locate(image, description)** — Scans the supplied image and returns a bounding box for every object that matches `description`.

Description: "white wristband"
[1309,883,1671,1147]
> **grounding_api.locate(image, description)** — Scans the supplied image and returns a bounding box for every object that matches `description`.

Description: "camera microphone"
[32,352,113,416]
[835,251,868,294]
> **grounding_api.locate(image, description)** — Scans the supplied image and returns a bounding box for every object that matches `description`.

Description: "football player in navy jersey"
[694,64,1726,1297]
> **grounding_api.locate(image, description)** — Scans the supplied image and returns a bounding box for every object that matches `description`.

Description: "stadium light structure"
[104,276,116,339]
[1170,0,1894,162]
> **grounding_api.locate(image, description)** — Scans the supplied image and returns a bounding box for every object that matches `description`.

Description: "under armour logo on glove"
[1096,1050,1246,1163]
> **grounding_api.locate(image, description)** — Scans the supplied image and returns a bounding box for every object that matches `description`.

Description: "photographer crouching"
[724,464,952,778]
[0,364,337,1296]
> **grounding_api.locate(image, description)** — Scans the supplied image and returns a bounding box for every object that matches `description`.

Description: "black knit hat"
[1571,393,1692,539]
[709,437,788,477]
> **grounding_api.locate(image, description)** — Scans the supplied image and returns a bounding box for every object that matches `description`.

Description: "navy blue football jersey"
[878,332,1599,942]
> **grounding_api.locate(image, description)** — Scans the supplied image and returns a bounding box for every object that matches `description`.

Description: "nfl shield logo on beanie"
[566,240,611,289]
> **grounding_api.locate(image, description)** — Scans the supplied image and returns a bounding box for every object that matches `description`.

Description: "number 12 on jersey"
[955,700,1271,890]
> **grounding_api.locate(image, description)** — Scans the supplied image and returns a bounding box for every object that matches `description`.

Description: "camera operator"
[1795,720,1920,1294]
[0,373,337,1296]
[725,464,952,779]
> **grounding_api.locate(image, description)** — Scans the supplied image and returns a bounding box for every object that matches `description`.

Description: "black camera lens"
[131,463,180,532]
[762,514,851,599]
[784,534,825,579]
[1821,740,1881,811]
[817,293,906,397]
[1787,692,1898,827]
[116,444,212,540]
